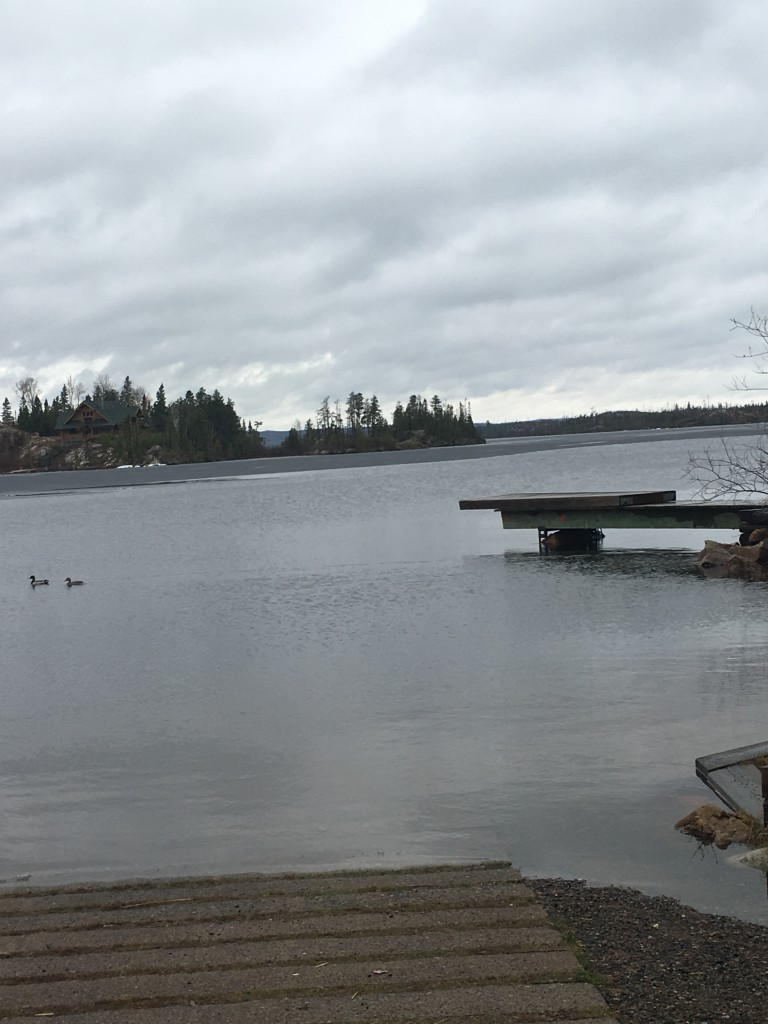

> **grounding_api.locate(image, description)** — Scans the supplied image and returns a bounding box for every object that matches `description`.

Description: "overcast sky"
[2,0,768,428]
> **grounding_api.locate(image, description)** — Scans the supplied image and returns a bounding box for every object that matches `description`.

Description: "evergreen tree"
[346,391,364,435]
[391,401,405,437]
[363,394,385,436]
[151,383,168,431]
[16,401,30,431]
[316,396,332,441]
[303,419,316,446]
[333,398,344,440]
[1,397,13,424]
[120,376,135,406]
[28,395,45,433]
[42,397,55,434]
[283,426,304,454]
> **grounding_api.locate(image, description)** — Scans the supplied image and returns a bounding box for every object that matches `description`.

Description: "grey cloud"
[371,0,721,85]
[2,0,768,428]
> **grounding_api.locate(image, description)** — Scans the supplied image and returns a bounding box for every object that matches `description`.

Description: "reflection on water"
[504,546,705,580]
[1,435,768,924]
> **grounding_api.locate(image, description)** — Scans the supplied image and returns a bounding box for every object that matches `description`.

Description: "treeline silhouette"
[3,375,482,465]
[283,393,482,454]
[5,377,264,464]
[479,401,768,438]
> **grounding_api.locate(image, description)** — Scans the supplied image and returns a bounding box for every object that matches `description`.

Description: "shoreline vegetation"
[2,371,767,472]
[0,382,483,473]
[479,398,768,437]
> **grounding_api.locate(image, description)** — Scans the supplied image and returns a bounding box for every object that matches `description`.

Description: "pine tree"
[151,384,168,431]
[346,391,364,435]
[391,401,405,438]
[317,397,332,440]
[28,395,45,433]
[120,376,135,406]
[283,426,304,454]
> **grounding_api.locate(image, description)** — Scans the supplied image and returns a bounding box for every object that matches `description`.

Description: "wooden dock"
[695,740,768,825]
[459,490,761,532]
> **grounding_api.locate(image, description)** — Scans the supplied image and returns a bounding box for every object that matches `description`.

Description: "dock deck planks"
[458,489,677,511]
[459,490,762,531]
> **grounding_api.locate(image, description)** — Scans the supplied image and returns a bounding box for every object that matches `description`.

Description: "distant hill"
[479,402,768,438]
[260,430,289,447]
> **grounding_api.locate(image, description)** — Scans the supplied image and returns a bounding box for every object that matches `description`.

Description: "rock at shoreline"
[698,538,768,581]
[675,802,755,848]
[739,846,768,872]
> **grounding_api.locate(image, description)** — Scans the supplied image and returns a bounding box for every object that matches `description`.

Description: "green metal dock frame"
[458,489,761,551]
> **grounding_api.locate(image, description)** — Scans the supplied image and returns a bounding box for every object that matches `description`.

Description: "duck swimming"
[29,575,49,586]
[65,577,85,587]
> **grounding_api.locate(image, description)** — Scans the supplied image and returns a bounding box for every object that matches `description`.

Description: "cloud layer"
[2,0,768,427]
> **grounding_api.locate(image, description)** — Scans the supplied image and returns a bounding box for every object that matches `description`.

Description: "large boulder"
[55,442,119,470]
[698,538,768,581]
[675,803,755,848]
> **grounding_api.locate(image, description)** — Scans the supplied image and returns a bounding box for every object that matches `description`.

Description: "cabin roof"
[55,400,141,430]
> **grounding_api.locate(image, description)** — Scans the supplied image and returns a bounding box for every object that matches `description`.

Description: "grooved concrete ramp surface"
[0,862,616,1022]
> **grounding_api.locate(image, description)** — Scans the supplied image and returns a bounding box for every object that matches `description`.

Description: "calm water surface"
[3,433,768,923]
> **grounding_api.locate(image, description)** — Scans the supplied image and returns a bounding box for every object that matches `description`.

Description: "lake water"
[3,430,768,924]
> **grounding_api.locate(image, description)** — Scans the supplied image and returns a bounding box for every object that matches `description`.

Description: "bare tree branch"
[688,432,768,500]
[688,312,768,499]
[14,377,39,409]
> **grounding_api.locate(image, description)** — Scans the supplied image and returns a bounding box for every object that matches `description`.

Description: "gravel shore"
[530,878,768,1024]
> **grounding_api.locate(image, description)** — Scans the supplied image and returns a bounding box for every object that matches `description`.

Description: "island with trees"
[0,374,484,473]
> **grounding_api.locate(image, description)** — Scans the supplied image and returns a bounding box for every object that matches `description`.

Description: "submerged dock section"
[459,490,754,551]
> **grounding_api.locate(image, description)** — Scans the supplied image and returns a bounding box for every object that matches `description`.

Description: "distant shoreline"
[0,422,763,498]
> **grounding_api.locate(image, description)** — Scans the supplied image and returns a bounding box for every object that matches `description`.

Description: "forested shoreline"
[1,374,483,471]
[480,400,768,437]
[8,368,766,473]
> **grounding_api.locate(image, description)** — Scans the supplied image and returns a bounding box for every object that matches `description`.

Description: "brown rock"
[735,540,768,564]
[728,551,768,581]
[675,803,754,849]
[698,539,768,581]
[698,539,734,577]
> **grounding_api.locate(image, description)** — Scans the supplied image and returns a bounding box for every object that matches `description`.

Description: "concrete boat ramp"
[0,861,616,1023]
